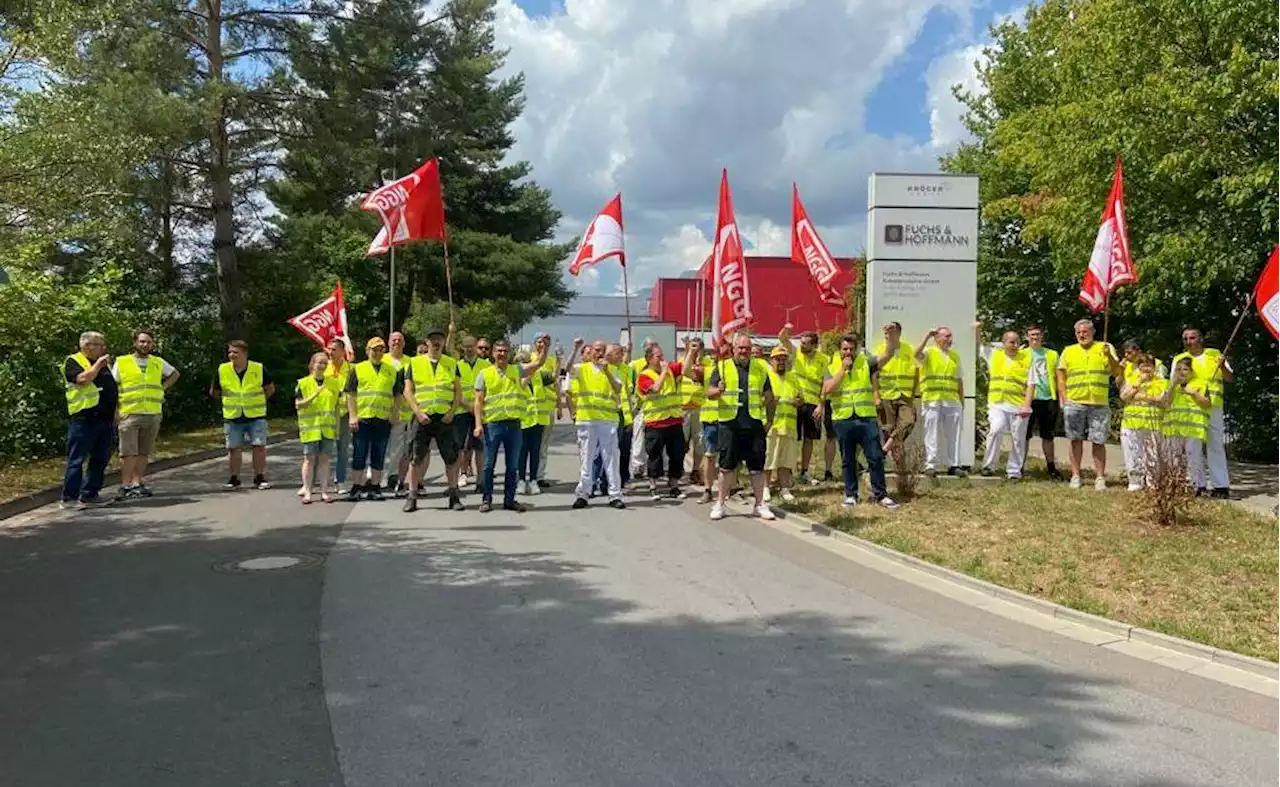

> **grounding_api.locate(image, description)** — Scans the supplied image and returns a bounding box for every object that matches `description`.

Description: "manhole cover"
[213,553,324,574]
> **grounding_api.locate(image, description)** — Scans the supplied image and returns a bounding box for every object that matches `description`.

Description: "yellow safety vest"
[715,358,770,422]
[699,358,728,423]
[767,368,799,436]
[573,364,618,423]
[519,371,555,430]
[1123,359,1166,388]
[873,342,917,400]
[639,367,683,423]
[324,360,352,411]
[827,356,876,419]
[790,348,829,406]
[479,364,525,423]
[408,354,458,415]
[1172,349,1225,408]
[1163,380,1210,440]
[987,349,1030,408]
[920,347,961,405]
[296,375,338,442]
[65,352,101,415]
[116,355,167,416]
[1060,343,1113,406]
[218,361,267,420]
[1121,378,1167,432]
[609,363,635,426]
[353,360,397,420]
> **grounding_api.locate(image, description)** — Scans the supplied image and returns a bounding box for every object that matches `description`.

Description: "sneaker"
[1006,475,1022,483]
[503,501,527,513]
[1046,466,1064,481]
[346,484,364,502]
[1094,477,1106,491]
[755,504,776,521]
[136,484,154,498]
[78,493,106,507]
[385,474,399,492]
[667,487,686,500]
[522,481,534,496]
[394,483,408,499]
[402,496,418,513]
[1127,483,1143,492]
[781,489,796,503]
[878,496,900,510]
[366,486,385,501]
[947,467,967,478]
[224,476,241,490]
[529,482,542,496]
[796,472,811,486]
[1069,476,1082,489]
[479,502,492,513]
[808,475,821,486]
[823,471,835,483]
[448,491,465,511]
[608,498,626,510]
[296,485,306,497]
[697,489,713,505]
[980,468,995,478]
[650,487,663,502]
[458,473,469,488]
[253,476,271,490]
[572,497,588,509]
[842,496,859,508]
[762,486,772,503]
[1210,488,1230,500]
[709,503,726,521]
[58,500,79,511]
[114,485,138,501]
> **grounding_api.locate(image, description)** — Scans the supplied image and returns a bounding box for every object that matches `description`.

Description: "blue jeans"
[482,420,523,505]
[519,425,544,481]
[334,416,351,484]
[832,416,887,501]
[351,418,392,472]
[62,418,114,501]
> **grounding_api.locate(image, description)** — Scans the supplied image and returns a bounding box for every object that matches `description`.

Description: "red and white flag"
[1079,158,1137,311]
[1256,245,1279,339]
[362,158,448,256]
[569,193,625,275]
[708,170,753,340]
[288,282,352,352]
[790,184,846,307]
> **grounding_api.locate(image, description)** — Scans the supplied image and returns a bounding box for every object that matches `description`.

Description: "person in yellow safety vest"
[679,336,708,486]
[1021,325,1063,479]
[60,331,118,509]
[1161,356,1214,494]
[400,327,464,513]
[1055,318,1124,490]
[636,342,691,500]
[515,343,559,498]
[452,333,493,492]
[1118,353,1168,491]
[1120,338,1166,385]
[1173,327,1232,499]
[472,338,550,513]
[628,337,656,481]
[762,345,803,504]
[871,321,918,469]
[779,325,837,486]
[914,326,964,477]
[823,333,900,509]
[344,336,404,501]
[209,339,275,491]
[295,351,339,504]
[111,329,181,500]
[531,332,560,490]
[706,334,778,521]
[321,337,355,494]
[383,331,412,497]
[567,339,627,510]
[589,343,639,497]
[976,326,1034,480]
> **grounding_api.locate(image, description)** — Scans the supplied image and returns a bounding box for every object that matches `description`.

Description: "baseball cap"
[366,337,387,351]
[770,346,790,358]
[426,327,445,338]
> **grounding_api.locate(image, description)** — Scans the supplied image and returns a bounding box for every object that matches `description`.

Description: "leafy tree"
[944,0,1278,460]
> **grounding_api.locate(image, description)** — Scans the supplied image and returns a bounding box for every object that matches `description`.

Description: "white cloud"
[478,0,993,294]
[924,44,986,150]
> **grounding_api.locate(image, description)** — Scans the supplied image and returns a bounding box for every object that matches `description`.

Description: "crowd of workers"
[58,318,1233,514]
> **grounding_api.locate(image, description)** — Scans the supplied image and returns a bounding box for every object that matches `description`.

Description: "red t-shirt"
[637,362,684,427]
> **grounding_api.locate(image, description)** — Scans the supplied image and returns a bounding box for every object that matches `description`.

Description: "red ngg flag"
[791,183,846,307]
[709,169,753,340]
[362,158,447,255]
[1256,246,1279,340]
[569,193,626,275]
[288,282,352,352]
[1079,158,1136,311]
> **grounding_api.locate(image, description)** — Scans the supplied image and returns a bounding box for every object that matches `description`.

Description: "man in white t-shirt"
[111,330,180,498]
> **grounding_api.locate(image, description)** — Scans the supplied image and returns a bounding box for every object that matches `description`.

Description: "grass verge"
[781,477,1279,662]
[0,417,297,504]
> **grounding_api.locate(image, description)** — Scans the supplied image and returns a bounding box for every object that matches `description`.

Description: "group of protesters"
[59,315,1234,514]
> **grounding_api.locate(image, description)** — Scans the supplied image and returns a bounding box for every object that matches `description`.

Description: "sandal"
[321,493,333,504]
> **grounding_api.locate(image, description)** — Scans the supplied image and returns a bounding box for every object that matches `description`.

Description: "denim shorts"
[302,438,336,457]
[702,422,721,453]
[225,418,269,449]
[1063,404,1109,445]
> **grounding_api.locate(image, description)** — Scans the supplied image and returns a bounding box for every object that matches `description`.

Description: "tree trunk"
[157,157,176,284]
[205,0,245,341]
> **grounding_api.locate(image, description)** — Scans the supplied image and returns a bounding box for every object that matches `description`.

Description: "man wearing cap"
[402,328,464,512]
[383,331,412,496]
[345,337,404,501]
[763,345,802,503]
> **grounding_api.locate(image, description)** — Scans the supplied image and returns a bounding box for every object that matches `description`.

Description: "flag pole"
[621,261,633,348]
[389,245,396,338]
[1101,290,1111,344]
[443,238,456,326]
[1210,292,1254,380]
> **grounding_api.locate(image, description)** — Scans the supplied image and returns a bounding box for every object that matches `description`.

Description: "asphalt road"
[0,435,1275,786]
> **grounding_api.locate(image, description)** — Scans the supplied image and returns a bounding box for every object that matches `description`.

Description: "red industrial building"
[646,256,860,335]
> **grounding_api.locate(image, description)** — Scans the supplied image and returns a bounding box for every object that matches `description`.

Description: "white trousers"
[982,407,1028,478]
[1180,436,1207,490]
[1204,406,1229,489]
[538,420,553,480]
[630,417,647,474]
[575,422,622,500]
[1121,427,1159,487]
[922,403,962,471]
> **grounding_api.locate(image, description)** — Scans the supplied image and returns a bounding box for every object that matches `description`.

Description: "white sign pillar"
[866,173,980,466]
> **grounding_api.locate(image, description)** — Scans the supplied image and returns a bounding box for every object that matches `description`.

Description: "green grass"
[0,417,296,503]
[782,477,1279,662]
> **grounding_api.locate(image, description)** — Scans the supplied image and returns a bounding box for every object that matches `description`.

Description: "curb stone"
[0,430,299,522]
[727,498,1279,682]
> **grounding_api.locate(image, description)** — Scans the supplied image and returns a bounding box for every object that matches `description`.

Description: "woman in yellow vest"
[295,351,338,504]
[210,339,275,491]
[636,343,689,501]
[515,347,558,498]
[1161,356,1213,494]
[763,346,803,504]
[1118,354,1168,491]
[824,334,898,509]
[111,329,180,499]
[322,337,355,494]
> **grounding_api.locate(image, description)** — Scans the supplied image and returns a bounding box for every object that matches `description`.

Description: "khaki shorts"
[877,398,917,442]
[765,431,799,472]
[683,410,703,455]
[119,413,162,457]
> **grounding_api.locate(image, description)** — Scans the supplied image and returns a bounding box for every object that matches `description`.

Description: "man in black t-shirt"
[61,331,119,508]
